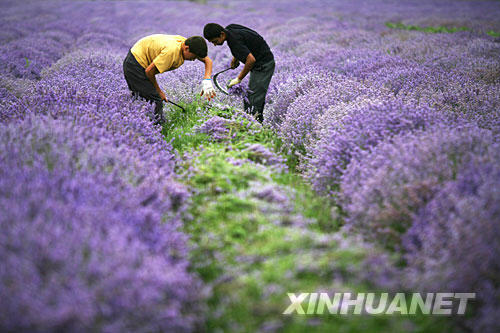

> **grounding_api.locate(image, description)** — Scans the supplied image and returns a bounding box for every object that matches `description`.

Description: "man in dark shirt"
[203,23,275,123]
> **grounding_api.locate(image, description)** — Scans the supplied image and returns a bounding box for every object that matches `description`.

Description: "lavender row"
[0,115,202,331]
[0,2,214,330]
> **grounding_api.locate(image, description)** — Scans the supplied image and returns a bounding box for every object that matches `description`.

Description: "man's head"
[203,23,226,46]
[183,36,207,60]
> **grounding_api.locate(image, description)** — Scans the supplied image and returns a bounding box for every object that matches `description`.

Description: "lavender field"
[1,0,500,332]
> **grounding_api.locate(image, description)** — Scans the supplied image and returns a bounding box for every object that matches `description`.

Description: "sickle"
[168,100,186,113]
[212,67,232,95]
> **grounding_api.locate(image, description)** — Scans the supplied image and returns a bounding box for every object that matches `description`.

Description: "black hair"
[185,36,208,58]
[203,23,224,40]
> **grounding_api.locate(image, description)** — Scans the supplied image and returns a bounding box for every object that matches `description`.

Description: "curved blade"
[168,100,185,113]
[213,67,231,95]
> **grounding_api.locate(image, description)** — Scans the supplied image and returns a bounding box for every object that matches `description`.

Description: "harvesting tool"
[168,100,186,113]
[212,67,232,95]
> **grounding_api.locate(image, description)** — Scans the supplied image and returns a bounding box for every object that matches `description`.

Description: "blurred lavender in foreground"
[0,117,202,332]
[404,164,500,332]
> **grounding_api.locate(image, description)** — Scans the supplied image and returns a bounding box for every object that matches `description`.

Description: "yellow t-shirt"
[131,34,186,73]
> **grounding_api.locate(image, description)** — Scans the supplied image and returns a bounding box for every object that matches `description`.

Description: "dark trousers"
[244,59,275,122]
[123,50,163,117]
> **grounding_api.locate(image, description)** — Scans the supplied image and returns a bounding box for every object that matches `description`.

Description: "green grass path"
[162,100,454,332]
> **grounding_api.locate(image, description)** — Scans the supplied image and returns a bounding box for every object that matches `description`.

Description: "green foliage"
[385,21,470,34]
[162,101,209,151]
[487,30,500,37]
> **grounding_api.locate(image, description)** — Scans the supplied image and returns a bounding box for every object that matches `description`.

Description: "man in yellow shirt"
[123,34,215,124]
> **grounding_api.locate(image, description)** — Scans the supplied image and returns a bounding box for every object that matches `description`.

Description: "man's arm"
[145,62,167,102]
[228,53,255,88]
[198,56,213,78]
[237,53,255,81]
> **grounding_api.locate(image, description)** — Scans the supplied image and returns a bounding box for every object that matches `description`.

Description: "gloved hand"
[227,77,241,88]
[201,79,216,100]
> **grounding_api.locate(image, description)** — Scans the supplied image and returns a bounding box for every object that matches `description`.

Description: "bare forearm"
[202,57,213,79]
[238,54,255,81]
[146,71,162,94]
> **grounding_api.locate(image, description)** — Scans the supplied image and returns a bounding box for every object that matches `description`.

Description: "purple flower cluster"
[236,181,307,227]
[0,117,200,331]
[341,124,499,248]
[404,164,500,331]
[250,182,289,204]
[309,101,454,194]
[195,115,232,141]
[0,2,88,80]
[245,143,286,172]
[228,83,251,103]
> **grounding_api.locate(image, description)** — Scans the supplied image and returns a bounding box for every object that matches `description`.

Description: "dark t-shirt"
[225,24,274,67]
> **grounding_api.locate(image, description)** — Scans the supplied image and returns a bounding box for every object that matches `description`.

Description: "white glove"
[201,79,216,100]
[227,77,241,88]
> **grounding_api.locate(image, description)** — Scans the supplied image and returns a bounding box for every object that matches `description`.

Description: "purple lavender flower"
[310,101,454,194]
[341,124,499,248]
[228,84,251,104]
[404,163,500,332]
[245,143,286,171]
[0,117,202,331]
[195,116,232,142]
[249,182,289,204]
